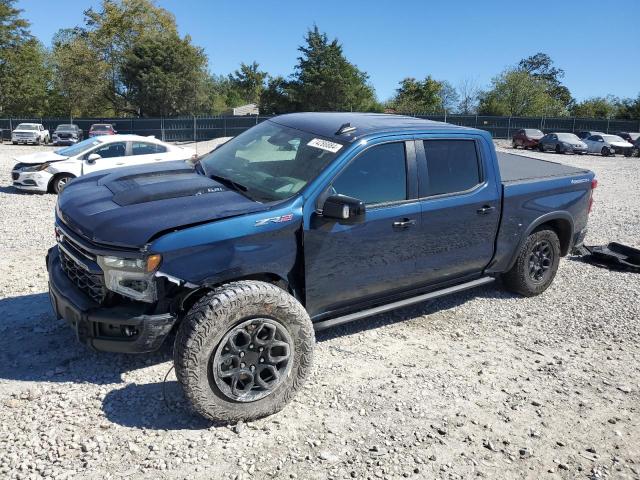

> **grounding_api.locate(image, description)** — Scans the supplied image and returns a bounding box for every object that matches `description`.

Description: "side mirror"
[322,194,366,224]
[87,153,101,164]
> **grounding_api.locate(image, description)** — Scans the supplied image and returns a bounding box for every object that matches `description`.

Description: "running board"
[313,276,495,331]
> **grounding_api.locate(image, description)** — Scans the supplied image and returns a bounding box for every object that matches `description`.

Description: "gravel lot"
[0,139,638,480]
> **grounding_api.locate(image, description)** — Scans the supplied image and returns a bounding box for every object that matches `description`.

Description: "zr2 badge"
[254,214,294,226]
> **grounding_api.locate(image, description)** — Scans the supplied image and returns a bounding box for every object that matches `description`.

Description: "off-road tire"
[502,229,561,297]
[174,281,315,422]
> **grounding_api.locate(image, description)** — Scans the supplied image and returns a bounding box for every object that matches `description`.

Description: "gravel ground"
[0,139,638,480]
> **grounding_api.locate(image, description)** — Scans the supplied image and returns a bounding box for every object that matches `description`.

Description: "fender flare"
[504,211,575,272]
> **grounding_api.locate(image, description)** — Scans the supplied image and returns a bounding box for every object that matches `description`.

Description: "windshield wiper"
[209,173,255,200]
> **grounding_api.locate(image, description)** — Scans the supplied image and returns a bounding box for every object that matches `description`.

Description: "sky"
[16,0,640,102]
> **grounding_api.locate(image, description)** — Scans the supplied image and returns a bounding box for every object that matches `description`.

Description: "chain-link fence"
[1,114,639,142]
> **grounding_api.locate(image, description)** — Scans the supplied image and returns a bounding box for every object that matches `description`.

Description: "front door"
[304,140,422,318]
[81,141,128,175]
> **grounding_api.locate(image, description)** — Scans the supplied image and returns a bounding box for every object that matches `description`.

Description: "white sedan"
[583,134,634,157]
[11,135,195,194]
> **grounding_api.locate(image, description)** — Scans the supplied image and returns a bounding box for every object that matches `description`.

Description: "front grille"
[11,172,18,180]
[59,248,107,304]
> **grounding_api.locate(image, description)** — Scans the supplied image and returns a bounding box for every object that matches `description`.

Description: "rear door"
[414,136,501,285]
[129,141,172,165]
[304,139,422,317]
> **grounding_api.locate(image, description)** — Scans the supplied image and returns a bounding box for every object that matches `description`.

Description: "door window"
[332,142,407,205]
[88,142,126,159]
[422,140,481,196]
[131,142,167,155]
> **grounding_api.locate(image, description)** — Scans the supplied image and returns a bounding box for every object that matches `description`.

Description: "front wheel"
[502,229,561,297]
[601,146,611,157]
[174,281,315,422]
[555,144,564,154]
[538,144,544,152]
[52,174,74,194]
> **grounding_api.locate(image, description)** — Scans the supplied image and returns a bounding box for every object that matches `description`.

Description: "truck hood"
[14,151,67,165]
[57,161,271,248]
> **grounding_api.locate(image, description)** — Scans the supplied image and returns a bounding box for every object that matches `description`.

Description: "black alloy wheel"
[528,240,554,283]
[212,318,293,402]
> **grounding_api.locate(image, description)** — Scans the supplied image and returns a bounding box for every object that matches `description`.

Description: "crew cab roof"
[270,112,475,142]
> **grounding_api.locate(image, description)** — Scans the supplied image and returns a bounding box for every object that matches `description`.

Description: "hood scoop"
[106,169,227,206]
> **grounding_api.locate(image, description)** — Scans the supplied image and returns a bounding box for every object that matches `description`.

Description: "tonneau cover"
[498,152,589,183]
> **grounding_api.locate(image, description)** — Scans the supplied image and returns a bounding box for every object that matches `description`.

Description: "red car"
[88,123,117,137]
[512,129,544,149]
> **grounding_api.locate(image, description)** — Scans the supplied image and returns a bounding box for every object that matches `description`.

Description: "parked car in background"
[52,124,83,145]
[511,129,544,149]
[11,123,49,145]
[538,132,587,154]
[11,135,195,194]
[583,134,634,157]
[577,130,605,140]
[615,132,640,145]
[89,123,117,137]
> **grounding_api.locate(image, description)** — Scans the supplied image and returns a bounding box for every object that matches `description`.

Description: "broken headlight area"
[97,254,162,303]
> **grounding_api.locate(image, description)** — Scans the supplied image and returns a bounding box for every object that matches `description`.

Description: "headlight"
[97,254,162,302]
[23,163,50,172]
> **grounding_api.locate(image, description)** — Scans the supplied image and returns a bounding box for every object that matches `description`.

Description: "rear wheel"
[502,229,560,297]
[174,281,315,422]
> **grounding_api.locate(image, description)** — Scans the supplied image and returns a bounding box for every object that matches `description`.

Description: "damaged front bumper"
[47,247,177,353]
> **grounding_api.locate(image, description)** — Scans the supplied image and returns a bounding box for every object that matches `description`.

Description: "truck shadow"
[0,292,172,386]
[1,284,516,431]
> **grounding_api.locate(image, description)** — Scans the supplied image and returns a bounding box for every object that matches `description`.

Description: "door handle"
[477,205,496,215]
[392,218,416,229]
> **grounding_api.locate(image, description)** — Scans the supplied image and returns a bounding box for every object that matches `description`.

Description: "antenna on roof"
[335,123,357,135]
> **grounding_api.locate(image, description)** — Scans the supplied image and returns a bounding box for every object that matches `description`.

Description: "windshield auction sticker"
[307,138,343,153]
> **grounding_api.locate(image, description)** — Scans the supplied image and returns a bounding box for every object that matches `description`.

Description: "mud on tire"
[502,229,561,297]
[173,280,315,422]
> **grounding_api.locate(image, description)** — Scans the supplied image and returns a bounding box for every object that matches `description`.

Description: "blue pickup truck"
[47,113,596,421]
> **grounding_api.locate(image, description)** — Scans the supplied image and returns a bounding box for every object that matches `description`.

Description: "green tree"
[478,69,564,116]
[290,25,378,112]
[518,52,573,108]
[388,76,444,114]
[80,0,178,114]
[570,96,620,118]
[228,61,267,105]
[0,0,50,116]
[50,28,110,116]
[122,32,209,116]
[615,95,640,120]
[259,75,296,114]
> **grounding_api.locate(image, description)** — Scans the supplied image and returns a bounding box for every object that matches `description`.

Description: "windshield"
[603,135,625,143]
[628,133,640,141]
[55,138,102,157]
[56,125,75,131]
[91,124,111,130]
[200,120,345,202]
[557,133,580,142]
[525,129,543,136]
[16,124,38,130]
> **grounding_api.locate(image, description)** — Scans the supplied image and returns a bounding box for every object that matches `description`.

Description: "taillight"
[588,178,597,213]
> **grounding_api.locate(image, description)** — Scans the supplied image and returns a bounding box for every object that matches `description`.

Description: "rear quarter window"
[423,140,481,196]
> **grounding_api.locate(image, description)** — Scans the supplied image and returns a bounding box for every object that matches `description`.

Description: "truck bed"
[497,152,589,184]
